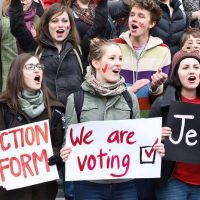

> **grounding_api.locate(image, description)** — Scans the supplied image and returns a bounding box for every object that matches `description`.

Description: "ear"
[149,21,156,29]
[91,59,99,70]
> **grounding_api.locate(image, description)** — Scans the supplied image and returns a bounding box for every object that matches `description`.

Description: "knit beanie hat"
[171,50,200,75]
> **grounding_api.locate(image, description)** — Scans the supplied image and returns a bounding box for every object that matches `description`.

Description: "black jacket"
[40,38,83,105]
[152,0,189,56]
[74,0,129,39]
[149,85,179,186]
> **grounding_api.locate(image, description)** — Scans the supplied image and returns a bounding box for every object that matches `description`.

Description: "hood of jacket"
[119,30,164,51]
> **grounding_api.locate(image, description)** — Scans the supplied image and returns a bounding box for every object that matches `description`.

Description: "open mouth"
[131,24,139,30]
[34,75,40,83]
[56,29,64,34]
[112,69,120,74]
[188,76,196,81]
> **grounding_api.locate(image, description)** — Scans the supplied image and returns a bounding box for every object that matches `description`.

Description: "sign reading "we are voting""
[65,118,162,181]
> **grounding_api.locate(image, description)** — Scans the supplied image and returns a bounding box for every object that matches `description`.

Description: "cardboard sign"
[165,101,200,164]
[0,120,59,190]
[65,118,162,181]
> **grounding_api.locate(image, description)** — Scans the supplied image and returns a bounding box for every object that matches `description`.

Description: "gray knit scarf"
[18,90,45,118]
[85,66,126,96]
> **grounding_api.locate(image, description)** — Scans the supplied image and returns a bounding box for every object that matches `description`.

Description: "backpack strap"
[122,90,133,119]
[74,90,84,123]
[73,45,87,75]
[73,46,84,75]
[35,46,43,59]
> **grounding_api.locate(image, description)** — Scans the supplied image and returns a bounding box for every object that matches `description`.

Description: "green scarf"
[18,90,45,118]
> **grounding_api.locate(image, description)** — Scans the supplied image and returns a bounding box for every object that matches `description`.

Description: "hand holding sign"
[161,127,172,140]
[60,146,72,162]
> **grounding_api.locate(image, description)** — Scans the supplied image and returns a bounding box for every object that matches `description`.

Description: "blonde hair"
[88,38,119,65]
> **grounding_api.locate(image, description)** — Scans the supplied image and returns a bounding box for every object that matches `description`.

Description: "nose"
[58,20,64,27]
[131,15,138,22]
[115,58,122,66]
[189,67,195,73]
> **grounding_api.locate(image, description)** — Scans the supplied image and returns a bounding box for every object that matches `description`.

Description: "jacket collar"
[119,31,164,51]
[159,0,181,10]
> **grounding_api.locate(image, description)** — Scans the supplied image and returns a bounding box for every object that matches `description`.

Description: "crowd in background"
[0,0,200,200]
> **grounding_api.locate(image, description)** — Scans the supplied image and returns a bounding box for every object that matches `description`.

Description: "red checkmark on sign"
[145,138,159,158]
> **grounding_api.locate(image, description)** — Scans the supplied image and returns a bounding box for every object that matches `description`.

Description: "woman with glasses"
[0,53,65,200]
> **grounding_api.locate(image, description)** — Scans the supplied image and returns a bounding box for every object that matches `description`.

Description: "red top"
[42,0,60,8]
[173,96,200,185]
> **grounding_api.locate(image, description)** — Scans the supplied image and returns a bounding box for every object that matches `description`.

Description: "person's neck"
[76,0,90,8]
[162,0,173,16]
[181,89,197,99]
[130,34,149,48]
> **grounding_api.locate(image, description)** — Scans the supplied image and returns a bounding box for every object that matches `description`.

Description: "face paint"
[102,64,108,73]
[138,22,145,28]
[66,25,71,30]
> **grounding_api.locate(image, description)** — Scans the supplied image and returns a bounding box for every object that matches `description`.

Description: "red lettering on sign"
[70,126,93,146]
[35,122,49,144]
[25,127,35,146]
[77,155,87,171]
[107,130,136,144]
[0,132,11,151]
[32,149,50,174]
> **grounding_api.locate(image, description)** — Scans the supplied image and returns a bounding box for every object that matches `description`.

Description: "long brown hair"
[0,53,57,118]
[36,3,80,49]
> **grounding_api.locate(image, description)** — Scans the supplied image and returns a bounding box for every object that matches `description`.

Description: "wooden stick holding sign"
[65,118,162,181]
[0,120,59,190]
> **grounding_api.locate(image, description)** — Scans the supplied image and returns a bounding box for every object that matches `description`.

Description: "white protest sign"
[0,120,59,190]
[65,117,162,181]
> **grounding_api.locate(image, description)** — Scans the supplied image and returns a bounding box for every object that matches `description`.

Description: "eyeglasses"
[24,63,45,71]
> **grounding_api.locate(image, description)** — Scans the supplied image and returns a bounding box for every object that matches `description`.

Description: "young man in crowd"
[114,0,171,118]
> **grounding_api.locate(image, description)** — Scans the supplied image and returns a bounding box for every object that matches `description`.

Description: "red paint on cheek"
[67,25,71,30]
[138,22,145,28]
[102,64,108,73]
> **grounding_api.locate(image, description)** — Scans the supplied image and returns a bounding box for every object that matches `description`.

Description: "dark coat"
[152,0,189,56]
[40,38,83,105]
[149,85,179,186]
[74,0,129,39]
[9,0,38,52]
[0,98,65,200]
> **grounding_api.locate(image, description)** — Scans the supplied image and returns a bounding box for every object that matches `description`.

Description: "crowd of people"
[0,0,200,200]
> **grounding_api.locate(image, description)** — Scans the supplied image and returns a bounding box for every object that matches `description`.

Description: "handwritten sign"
[165,101,200,164]
[0,120,59,190]
[65,118,162,181]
